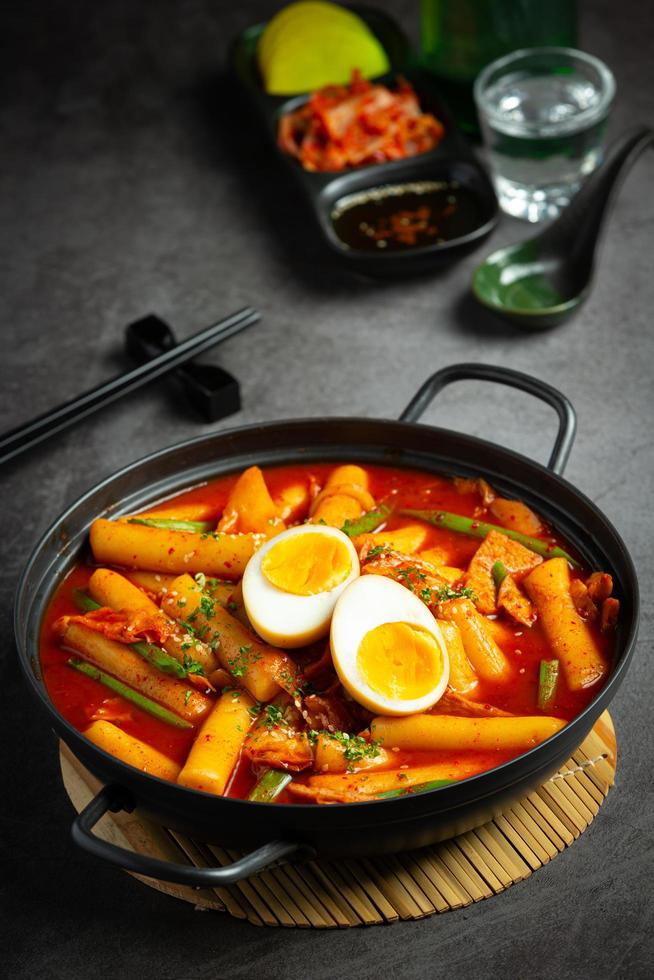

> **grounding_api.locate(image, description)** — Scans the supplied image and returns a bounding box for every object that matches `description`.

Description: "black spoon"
[472,126,654,329]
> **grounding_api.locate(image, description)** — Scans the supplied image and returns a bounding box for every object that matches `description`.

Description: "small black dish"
[229,8,499,277]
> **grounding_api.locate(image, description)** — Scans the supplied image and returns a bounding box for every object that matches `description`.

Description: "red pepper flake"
[358,205,448,248]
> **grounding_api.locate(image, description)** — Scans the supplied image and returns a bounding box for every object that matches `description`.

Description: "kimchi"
[277,71,445,172]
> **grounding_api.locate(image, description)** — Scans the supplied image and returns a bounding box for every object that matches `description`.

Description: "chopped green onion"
[399,509,577,566]
[492,560,509,587]
[131,641,189,679]
[341,505,391,537]
[247,769,292,802]
[538,659,560,710]
[67,658,192,729]
[71,591,203,681]
[377,778,455,799]
[126,517,213,533]
[431,584,476,603]
[72,589,102,613]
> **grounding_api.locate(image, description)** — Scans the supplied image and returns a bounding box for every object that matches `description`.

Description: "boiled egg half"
[242,523,360,648]
[330,575,449,716]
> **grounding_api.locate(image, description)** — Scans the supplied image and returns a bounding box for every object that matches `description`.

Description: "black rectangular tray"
[229,6,499,277]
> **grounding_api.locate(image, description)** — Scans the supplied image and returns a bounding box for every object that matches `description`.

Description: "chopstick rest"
[125,315,241,423]
[0,306,259,467]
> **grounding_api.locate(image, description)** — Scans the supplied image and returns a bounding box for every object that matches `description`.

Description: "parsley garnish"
[433,584,476,602]
[395,567,417,592]
[263,704,285,730]
[199,594,216,619]
[410,582,476,605]
[182,654,205,676]
[296,679,317,697]
[308,729,382,769]
[183,689,192,705]
[227,644,259,678]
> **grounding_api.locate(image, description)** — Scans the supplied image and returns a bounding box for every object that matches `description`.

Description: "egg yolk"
[357,622,443,700]
[261,533,352,596]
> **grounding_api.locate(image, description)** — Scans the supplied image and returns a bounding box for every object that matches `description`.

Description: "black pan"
[14,364,639,887]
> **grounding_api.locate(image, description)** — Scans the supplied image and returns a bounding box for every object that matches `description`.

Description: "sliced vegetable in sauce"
[400,509,578,565]
[127,517,213,533]
[248,768,293,802]
[377,778,455,799]
[131,641,199,680]
[341,505,391,537]
[538,659,560,711]
[72,588,102,614]
[67,659,193,729]
[72,589,205,681]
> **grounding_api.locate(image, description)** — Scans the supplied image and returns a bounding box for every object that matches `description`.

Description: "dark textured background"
[1,1,653,977]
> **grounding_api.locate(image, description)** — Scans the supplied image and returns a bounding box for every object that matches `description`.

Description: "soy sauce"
[330,181,484,252]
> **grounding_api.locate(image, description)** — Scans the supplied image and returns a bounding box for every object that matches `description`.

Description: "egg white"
[242,524,360,648]
[330,575,450,716]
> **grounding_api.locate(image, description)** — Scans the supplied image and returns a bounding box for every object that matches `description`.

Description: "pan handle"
[71,784,314,886]
[399,363,576,476]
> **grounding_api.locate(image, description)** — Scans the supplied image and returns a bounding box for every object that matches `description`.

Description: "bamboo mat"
[59,711,616,928]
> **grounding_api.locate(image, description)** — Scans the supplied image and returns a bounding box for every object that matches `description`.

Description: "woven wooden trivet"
[59,711,616,927]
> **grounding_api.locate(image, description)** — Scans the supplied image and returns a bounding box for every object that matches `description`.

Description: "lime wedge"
[258,1,365,75]
[258,1,390,95]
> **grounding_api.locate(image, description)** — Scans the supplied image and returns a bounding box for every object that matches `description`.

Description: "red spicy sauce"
[40,462,614,802]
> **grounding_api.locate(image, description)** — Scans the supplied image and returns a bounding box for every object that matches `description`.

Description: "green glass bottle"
[420,0,578,134]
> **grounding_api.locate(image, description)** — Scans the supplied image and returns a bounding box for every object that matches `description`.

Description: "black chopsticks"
[0,306,259,467]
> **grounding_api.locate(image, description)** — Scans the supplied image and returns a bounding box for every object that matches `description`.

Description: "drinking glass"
[420,0,577,135]
[474,47,615,222]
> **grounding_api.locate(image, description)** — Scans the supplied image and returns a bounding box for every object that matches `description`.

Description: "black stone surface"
[1,2,652,977]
